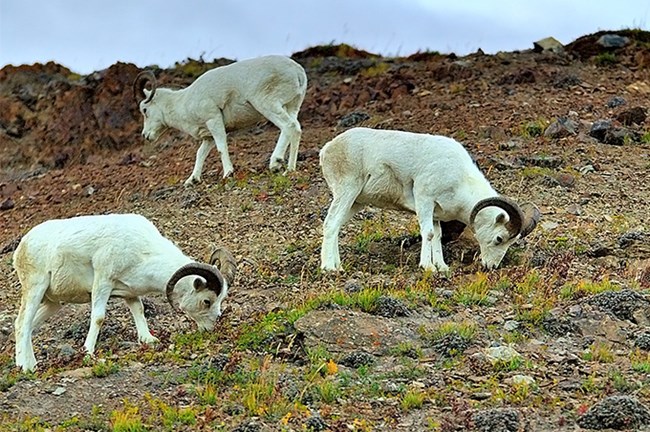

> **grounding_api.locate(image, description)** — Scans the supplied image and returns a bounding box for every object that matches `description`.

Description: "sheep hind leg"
[14,274,51,372]
[415,208,449,273]
[124,297,158,344]
[255,102,301,172]
[321,194,363,271]
[84,278,113,356]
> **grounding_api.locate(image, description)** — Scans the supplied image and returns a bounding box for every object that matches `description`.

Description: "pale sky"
[1,0,648,75]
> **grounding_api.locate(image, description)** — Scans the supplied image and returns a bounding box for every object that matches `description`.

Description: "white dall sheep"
[133,55,308,184]
[13,213,237,372]
[319,127,541,272]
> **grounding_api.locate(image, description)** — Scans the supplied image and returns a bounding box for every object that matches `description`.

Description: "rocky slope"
[0,30,650,431]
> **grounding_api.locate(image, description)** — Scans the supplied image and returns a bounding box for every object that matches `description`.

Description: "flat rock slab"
[294,309,420,355]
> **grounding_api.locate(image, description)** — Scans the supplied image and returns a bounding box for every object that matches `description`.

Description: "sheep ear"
[143,88,151,97]
[193,278,206,291]
[495,213,506,224]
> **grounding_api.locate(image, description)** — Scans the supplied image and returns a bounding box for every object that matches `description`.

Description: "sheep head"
[469,197,541,269]
[132,70,166,141]
[165,254,235,330]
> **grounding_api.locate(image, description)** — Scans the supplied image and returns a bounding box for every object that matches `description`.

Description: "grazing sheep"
[133,55,308,184]
[13,213,237,372]
[319,127,540,272]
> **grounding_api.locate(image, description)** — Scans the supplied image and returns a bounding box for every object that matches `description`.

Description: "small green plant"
[326,286,383,314]
[195,383,219,405]
[110,401,146,432]
[594,52,617,65]
[560,278,619,300]
[520,119,547,138]
[316,380,340,403]
[492,357,524,372]
[641,131,650,144]
[91,358,120,378]
[390,342,423,359]
[453,272,492,306]
[582,342,614,363]
[519,166,554,179]
[401,389,426,410]
[362,62,390,77]
[431,321,477,341]
[354,218,388,253]
[609,369,638,393]
[631,350,650,373]
[270,173,292,194]
[580,374,601,394]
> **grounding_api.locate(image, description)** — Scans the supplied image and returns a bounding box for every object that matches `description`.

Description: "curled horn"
[132,70,157,104]
[166,262,224,311]
[469,196,524,239]
[207,246,237,286]
[519,202,541,238]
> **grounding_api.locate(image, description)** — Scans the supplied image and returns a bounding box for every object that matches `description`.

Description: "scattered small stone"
[541,315,581,336]
[0,198,14,211]
[616,106,647,126]
[529,251,548,268]
[555,172,576,188]
[589,119,612,142]
[497,68,536,85]
[587,243,613,258]
[304,413,329,431]
[180,189,201,208]
[471,392,493,401]
[579,164,595,174]
[231,419,262,432]
[343,279,363,293]
[509,375,535,386]
[503,320,520,331]
[338,111,370,127]
[540,221,559,231]
[499,140,520,150]
[607,96,626,108]
[566,203,582,215]
[473,408,521,432]
[433,333,472,357]
[588,289,649,322]
[485,346,521,364]
[84,186,95,196]
[596,34,631,48]
[553,74,581,89]
[339,351,375,368]
[618,231,646,248]
[543,117,578,139]
[519,155,563,168]
[577,395,650,430]
[603,127,639,146]
[635,333,650,351]
[374,296,410,317]
[58,343,76,361]
[0,237,21,255]
[52,386,67,396]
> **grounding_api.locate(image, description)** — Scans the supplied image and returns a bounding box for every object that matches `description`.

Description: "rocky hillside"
[0,30,650,431]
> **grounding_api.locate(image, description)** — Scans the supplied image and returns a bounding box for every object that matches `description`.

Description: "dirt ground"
[1,32,650,431]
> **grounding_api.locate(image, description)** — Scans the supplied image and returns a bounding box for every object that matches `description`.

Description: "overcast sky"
[1,0,648,75]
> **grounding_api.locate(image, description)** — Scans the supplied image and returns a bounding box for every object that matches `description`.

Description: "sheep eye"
[203,299,211,307]
[495,236,503,245]
[143,108,148,115]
